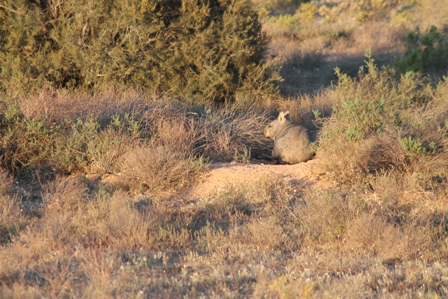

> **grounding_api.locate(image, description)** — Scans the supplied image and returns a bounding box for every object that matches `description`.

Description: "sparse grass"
[0,169,25,245]
[121,144,206,193]
[2,174,448,297]
[0,90,273,190]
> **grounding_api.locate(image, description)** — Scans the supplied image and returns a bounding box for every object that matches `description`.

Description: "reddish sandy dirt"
[100,158,332,201]
[182,158,330,200]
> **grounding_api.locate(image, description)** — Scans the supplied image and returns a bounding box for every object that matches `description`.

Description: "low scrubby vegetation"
[0,90,273,185]
[318,51,448,189]
[1,0,448,297]
[2,171,448,297]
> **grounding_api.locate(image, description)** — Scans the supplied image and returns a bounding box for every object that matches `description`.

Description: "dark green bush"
[395,26,448,74]
[0,0,280,103]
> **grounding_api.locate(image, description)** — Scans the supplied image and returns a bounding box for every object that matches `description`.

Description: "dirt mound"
[100,158,331,200]
[184,158,329,200]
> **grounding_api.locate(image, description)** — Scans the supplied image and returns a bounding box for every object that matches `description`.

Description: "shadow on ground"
[280,52,402,97]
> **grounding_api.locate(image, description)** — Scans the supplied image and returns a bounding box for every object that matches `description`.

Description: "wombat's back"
[273,125,314,164]
[264,111,314,164]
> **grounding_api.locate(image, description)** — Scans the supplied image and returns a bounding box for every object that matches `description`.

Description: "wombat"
[263,111,314,164]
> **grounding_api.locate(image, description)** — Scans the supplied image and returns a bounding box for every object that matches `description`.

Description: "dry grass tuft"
[0,168,13,196]
[344,213,434,260]
[42,176,88,215]
[0,170,25,245]
[121,144,205,192]
[195,108,273,161]
[17,88,151,125]
[358,133,409,174]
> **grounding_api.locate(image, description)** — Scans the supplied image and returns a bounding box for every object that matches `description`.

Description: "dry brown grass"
[17,88,151,126]
[2,89,276,189]
[121,144,204,193]
[194,107,273,161]
[315,132,410,186]
[136,102,273,161]
[0,169,25,245]
[2,173,448,297]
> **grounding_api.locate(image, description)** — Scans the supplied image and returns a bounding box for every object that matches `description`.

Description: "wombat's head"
[263,111,290,139]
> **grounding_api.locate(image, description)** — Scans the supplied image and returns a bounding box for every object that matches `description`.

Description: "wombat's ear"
[278,111,290,122]
[278,111,285,121]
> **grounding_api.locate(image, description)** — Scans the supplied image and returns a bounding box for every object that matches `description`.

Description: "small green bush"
[351,0,399,22]
[320,52,431,144]
[317,51,448,187]
[0,101,140,174]
[0,0,281,104]
[395,26,448,74]
[0,103,54,172]
[252,0,306,11]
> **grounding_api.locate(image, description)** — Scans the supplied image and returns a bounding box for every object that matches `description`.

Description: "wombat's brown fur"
[263,111,314,164]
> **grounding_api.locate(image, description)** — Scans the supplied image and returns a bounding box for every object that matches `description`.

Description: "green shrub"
[351,0,400,22]
[320,52,431,144]
[294,2,318,23]
[336,95,385,141]
[252,0,306,11]
[317,51,448,187]
[0,0,280,104]
[0,102,54,172]
[395,26,448,74]
[0,101,140,174]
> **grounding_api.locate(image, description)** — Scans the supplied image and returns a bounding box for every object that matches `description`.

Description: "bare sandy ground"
[100,157,331,201]
[182,158,329,200]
